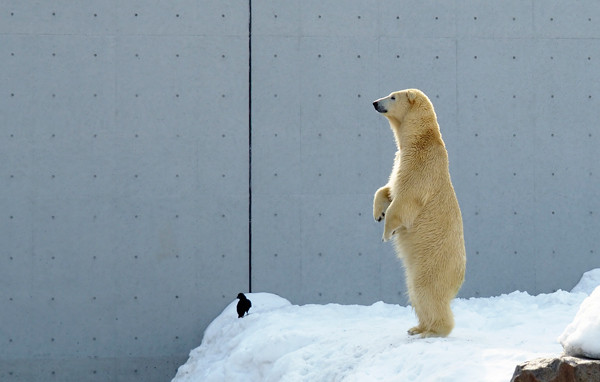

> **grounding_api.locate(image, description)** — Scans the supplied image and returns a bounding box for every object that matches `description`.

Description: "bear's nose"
[373,102,387,113]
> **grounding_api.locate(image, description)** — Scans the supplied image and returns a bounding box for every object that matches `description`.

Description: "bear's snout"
[373,101,387,113]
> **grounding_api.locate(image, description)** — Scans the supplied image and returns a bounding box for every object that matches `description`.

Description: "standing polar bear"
[372,89,466,338]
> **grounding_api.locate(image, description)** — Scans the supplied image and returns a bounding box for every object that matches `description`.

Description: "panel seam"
[248,0,253,293]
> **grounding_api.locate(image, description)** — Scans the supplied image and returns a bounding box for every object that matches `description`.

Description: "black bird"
[236,293,251,318]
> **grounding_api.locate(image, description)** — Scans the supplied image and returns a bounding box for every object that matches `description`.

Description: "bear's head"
[372,89,432,121]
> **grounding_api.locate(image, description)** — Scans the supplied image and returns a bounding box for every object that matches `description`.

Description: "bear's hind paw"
[409,326,450,338]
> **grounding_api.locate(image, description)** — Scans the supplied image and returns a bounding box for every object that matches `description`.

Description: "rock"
[511,356,600,382]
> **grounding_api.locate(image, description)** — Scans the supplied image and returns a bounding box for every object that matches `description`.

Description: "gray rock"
[511,356,600,382]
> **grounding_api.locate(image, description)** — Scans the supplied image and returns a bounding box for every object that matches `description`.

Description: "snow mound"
[571,268,600,295]
[173,293,291,382]
[172,290,586,382]
[559,285,600,359]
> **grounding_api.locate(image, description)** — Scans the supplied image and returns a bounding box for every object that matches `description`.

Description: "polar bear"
[372,89,466,337]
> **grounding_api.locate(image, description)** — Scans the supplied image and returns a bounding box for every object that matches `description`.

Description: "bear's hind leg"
[412,295,455,338]
[422,303,454,338]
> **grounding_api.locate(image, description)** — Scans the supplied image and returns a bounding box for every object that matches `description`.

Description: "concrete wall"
[1,1,599,381]
[0,2,249,381]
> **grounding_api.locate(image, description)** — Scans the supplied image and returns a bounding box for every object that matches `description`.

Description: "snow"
[173,270,600,382]
[559,285,600,359]
[570,268,600,295]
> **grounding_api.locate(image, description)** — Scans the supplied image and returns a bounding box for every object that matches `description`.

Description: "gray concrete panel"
[251,2,600,305]
[377,1,457,38]
[1,356,184,382]
[534,1,600,38]
[456,0,534,38]
[1,1,249,381]
[531,38,600,292]
[456,38,539,296]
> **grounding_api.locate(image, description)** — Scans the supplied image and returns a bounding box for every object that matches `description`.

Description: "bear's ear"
[407,90,417,103]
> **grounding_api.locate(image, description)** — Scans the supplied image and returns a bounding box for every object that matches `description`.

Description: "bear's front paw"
[382,228,396,242]
[382,216,401,242]
[373,187,391,222]
[373,209,385,222]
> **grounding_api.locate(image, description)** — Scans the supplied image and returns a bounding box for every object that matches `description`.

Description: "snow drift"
[173,270,600,382]
[559,285,600,359]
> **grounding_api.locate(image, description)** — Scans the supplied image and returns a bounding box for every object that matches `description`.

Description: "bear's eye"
[390,96,395,100]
